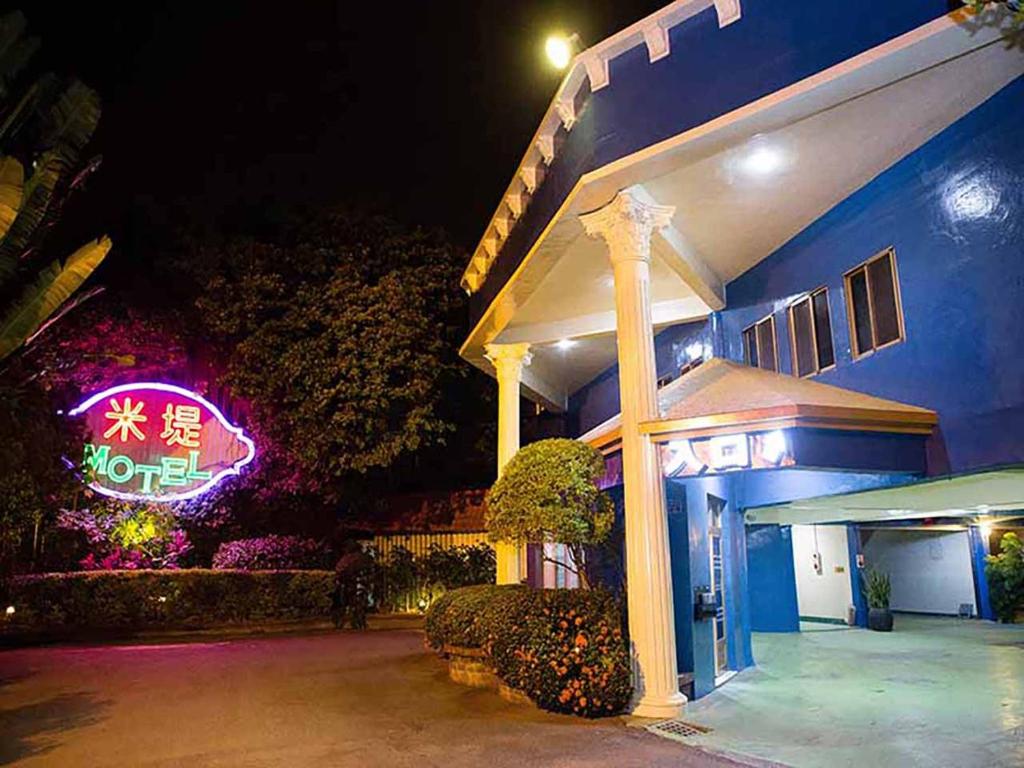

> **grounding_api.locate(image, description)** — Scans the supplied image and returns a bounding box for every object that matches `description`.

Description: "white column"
[581,189,685,718]
[484,341,532,585]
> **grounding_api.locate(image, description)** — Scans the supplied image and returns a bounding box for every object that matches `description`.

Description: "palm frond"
[0,149,60,276]
[0,235,111,361]
[0,155,23,243]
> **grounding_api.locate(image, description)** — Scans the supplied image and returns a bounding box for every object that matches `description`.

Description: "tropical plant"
[986,532,1024,623]
[863,568,892,610]
[0,11,111,363]
[486,439,614,589]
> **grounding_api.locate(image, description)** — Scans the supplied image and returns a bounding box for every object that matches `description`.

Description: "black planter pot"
[868,608,893,632]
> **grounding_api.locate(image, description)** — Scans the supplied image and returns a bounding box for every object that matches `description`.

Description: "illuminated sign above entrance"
[69,383,256,502]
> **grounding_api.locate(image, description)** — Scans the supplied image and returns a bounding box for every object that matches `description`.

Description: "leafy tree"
[486,438,614,589]
[0,377,83,587]
[25,297,188,397]
[178,209,493,500]
[986,532,1024,622]
[0,11,111,362]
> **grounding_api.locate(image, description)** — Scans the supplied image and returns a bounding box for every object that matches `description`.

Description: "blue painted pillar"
[847,524,868,628]
[968,525,995,621]
[746,524,800,632]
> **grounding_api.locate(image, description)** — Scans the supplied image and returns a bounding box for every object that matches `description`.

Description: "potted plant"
[863,569,893,632]
[986,532,1024,623]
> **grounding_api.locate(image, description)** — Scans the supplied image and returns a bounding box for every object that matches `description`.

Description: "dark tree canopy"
[182,209,492,498]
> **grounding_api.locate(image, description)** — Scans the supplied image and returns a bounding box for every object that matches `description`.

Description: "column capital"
[579,189,675,265]
[484,342,532,372]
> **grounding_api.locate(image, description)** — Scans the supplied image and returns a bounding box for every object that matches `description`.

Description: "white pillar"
[484,341,532,585]
[580,189,685,718]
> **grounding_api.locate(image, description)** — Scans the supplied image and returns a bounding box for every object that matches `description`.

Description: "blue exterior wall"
[667,475,753,699]
[745,524,800,632]
[723,75,1024,475]
[570,319,710,436]
[471,0,951,323]
[968,525,996,621]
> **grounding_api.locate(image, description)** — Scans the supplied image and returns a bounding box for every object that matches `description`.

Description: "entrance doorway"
[708,494,728,676]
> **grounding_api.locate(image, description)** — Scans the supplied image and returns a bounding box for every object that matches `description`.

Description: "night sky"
[21,1,665,272]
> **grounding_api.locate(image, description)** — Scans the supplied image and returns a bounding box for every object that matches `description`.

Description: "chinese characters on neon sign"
[69,383,256,502]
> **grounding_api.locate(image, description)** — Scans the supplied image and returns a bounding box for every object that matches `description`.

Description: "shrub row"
[3,569,334,634]
[425,585,631,718]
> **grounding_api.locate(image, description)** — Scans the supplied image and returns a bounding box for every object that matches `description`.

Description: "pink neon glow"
[68,382,256,502]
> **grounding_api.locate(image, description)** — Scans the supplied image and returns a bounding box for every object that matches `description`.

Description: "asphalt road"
[0,629,749,768]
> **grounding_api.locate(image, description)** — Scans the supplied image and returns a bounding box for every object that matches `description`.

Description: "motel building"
[460,1,1024,717]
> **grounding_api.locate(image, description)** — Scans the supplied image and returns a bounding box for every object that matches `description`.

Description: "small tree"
[987,532,1024,623]
[486,438,613,589]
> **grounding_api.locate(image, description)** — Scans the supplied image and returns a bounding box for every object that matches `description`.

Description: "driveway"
[684,616,1024,768]
[0,630,747,768]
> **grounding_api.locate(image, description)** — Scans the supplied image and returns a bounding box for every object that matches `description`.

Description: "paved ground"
[0,630,747,768]
[684,616,1024,768]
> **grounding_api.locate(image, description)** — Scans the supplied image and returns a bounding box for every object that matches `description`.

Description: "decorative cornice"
[460,0,743,294]
[579,188,675,265]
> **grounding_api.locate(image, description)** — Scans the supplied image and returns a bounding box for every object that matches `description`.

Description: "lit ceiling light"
[545,34,578,70]
[761,430,787,464]
[740,145,784,177]
[555,338,577,351]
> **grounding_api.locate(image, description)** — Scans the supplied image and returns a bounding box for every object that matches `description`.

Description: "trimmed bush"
[212,535,330,570]
[425,585,631,717]
[3,569,334,634]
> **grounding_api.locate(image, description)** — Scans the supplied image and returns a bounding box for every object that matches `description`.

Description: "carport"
[747,469,1024,627]
[682,616,1024,768]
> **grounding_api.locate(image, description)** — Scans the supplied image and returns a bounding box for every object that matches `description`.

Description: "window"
[742,314,778,372]
[844,248,905,358]
[788,287,835,377]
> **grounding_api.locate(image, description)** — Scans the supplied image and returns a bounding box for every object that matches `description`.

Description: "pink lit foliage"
[57,499,192,570]
[28,300,188,396]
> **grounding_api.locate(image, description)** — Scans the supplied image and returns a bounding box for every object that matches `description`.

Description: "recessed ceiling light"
[555,338,577,351]
[740,146,784,176]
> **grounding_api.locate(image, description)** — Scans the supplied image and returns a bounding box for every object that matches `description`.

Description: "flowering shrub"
[4,569,333,634]
[212,535,330,570]
[56,502,192,570]
[425,585,631,718]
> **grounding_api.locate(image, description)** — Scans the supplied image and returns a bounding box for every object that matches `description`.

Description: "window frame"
[843,247,906,360]
[742,313,779,373]
[787,286,835,378]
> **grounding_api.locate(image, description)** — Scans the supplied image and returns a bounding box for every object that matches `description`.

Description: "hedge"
[425,584,631,718]
[3,569,334,634]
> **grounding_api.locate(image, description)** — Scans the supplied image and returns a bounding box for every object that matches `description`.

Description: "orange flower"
[575,633,588,648]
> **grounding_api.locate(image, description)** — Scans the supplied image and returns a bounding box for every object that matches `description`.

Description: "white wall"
[792,524,853,621]
[861,530,975,615]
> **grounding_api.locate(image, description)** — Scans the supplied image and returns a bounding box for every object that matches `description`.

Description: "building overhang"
[582,358,937,477]
[746,467,1024,526]
[460,5,1024,411]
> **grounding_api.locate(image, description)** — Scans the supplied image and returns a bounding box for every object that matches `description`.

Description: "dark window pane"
[743,326,758,368]
[849,268,873,354]
[757,319,777,372]
[868,253,901,346]
[812,290,834,369]
[791,299,815,376]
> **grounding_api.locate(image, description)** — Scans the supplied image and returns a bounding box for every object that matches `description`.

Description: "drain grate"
[646,719,713,742]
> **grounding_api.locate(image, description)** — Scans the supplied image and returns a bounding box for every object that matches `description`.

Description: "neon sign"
[69,383,256,502]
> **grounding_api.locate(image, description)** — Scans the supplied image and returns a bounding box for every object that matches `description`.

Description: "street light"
[545,33,580,70]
